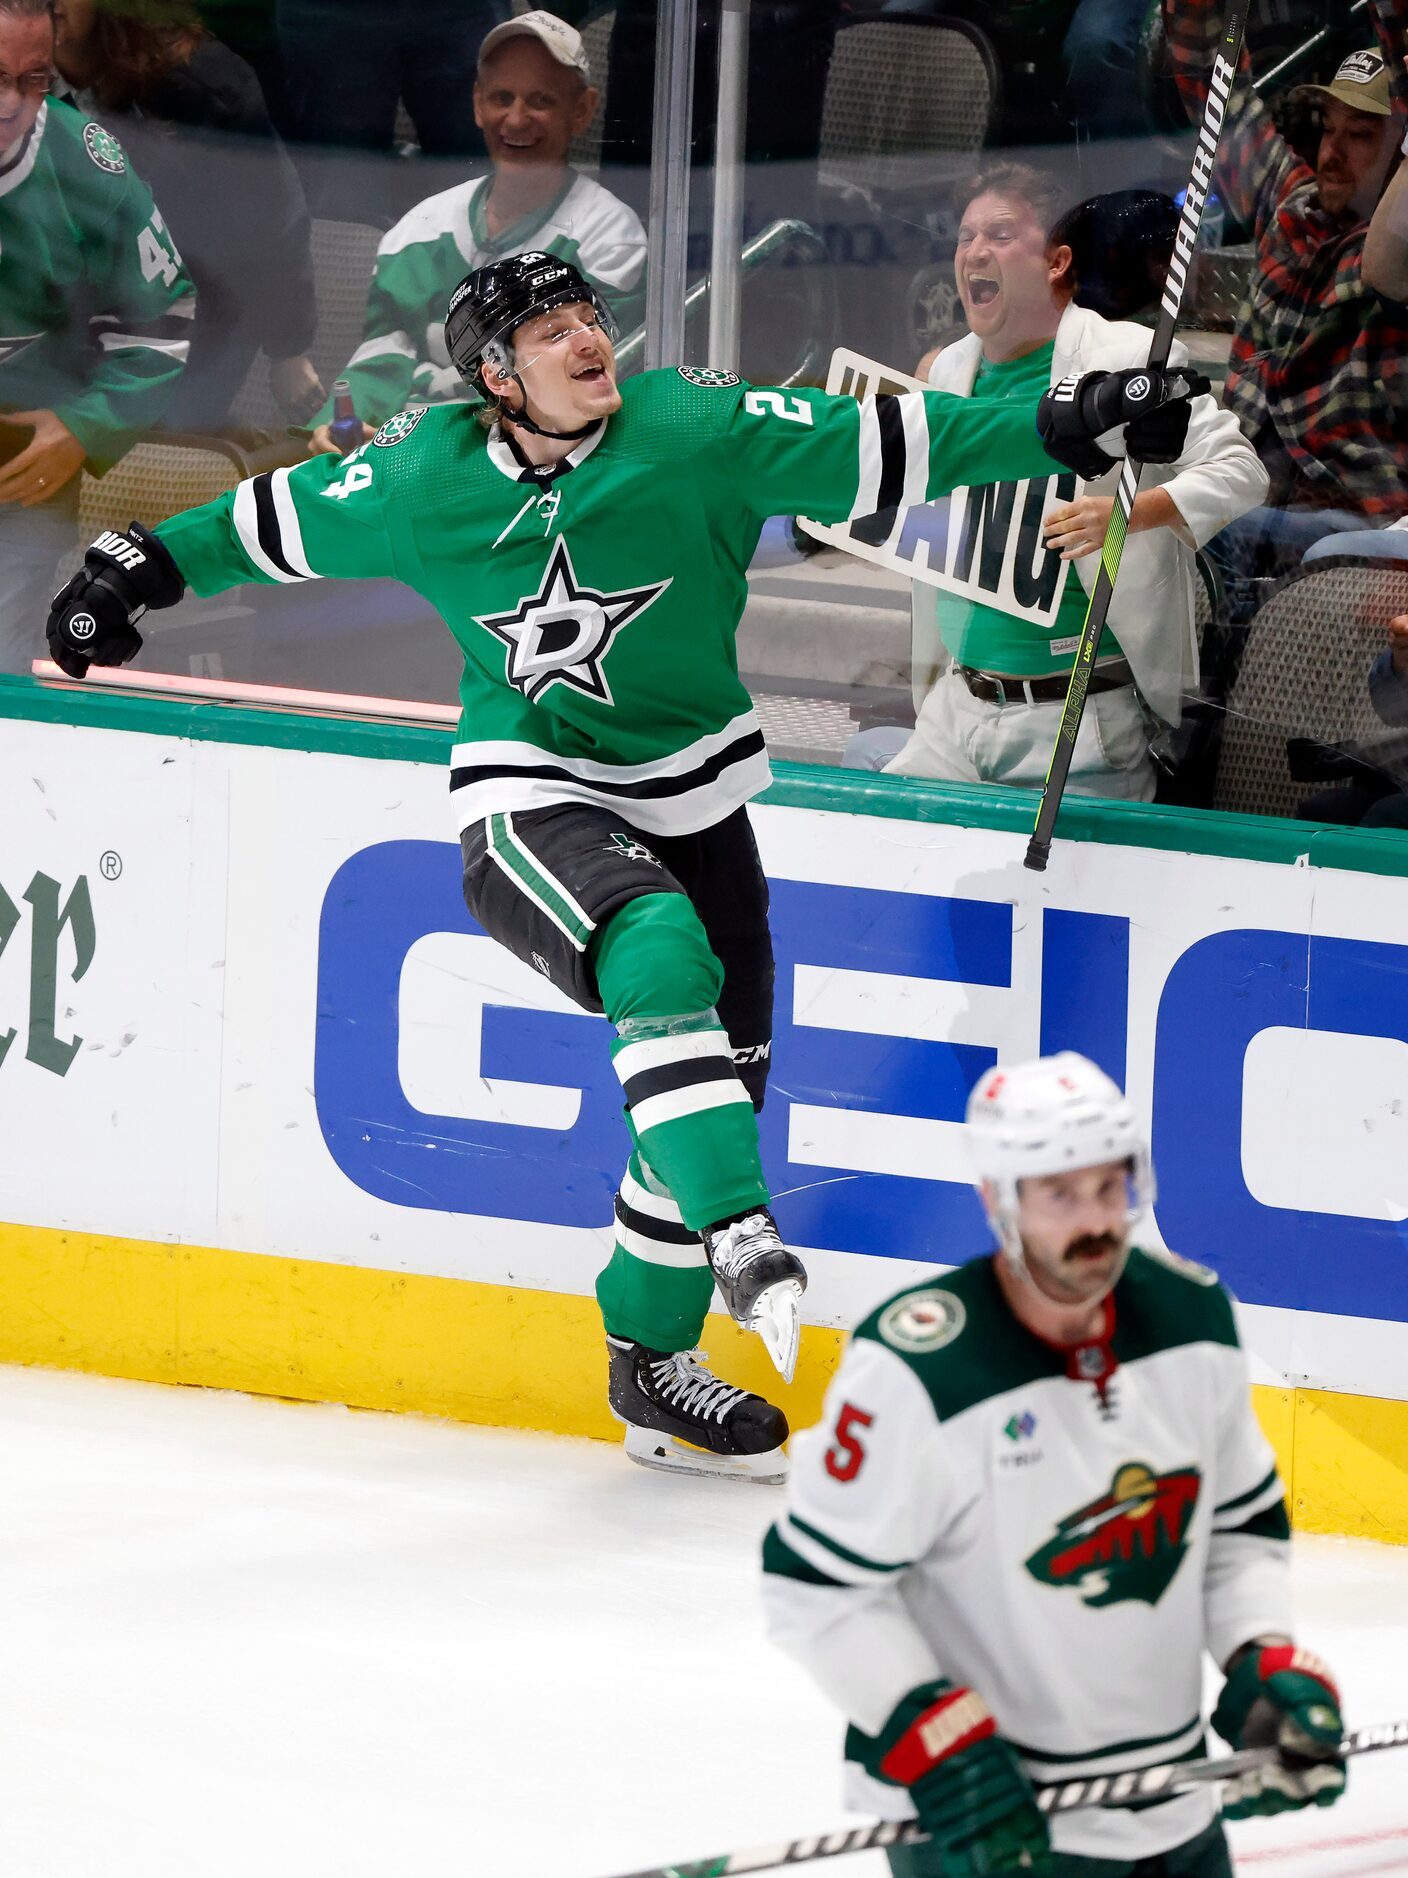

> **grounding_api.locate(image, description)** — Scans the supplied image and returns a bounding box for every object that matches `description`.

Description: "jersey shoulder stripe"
[1112,1247,1239,1362]
[854,1247,1240,1423]
[551,173,647,276]
[376,176,482,262]
[853,1257,1056,1423]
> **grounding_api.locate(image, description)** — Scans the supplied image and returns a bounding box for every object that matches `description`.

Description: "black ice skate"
[702,1209,807,1383]
[606,1335,789,1483]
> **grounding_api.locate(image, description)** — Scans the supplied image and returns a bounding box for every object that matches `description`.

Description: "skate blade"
[622,1423,788,1484]
[752,1278,803,1384]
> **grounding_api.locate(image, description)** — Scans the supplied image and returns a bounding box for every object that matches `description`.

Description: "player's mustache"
[1064,1233,1121,1262]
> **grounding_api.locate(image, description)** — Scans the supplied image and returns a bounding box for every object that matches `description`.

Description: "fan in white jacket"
[878,164,1268,802]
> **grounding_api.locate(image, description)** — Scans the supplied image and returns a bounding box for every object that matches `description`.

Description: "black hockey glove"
[1037,366,1211,480]
[46,522,186,679]
[863,1680,1053,1877]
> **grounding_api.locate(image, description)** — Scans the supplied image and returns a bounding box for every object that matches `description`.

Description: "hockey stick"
[1022,7,1248,873]
[597,1716,1408,1878]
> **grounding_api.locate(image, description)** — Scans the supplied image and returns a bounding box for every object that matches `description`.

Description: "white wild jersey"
[762,1248,1292,1863]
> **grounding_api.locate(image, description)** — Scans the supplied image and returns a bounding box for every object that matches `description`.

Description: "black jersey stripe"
[622,1056,739,1110]
[613,1194,701,1247]
[250,473,298,580]
[874,394,907,517]
[449,728,766,802]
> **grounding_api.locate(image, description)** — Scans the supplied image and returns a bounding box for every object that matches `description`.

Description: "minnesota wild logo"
[373,408,426,447]
[1026,1462,1201,1608]
[83,122,126,174]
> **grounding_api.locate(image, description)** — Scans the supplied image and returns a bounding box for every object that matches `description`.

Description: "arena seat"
[819,17,998,199]
[228,217,387,433]
[53,436,249,584]
[1211,559,1408,819]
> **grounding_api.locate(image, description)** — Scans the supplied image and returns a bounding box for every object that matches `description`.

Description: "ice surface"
[1,1365,1405,1877]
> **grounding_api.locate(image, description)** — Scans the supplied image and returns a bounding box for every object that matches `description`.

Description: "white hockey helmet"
[965,1052,1153,1248]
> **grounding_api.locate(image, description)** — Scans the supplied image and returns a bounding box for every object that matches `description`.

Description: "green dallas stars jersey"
[762,1249,1292,1866]
[308,170,647,434]
[158,365,1060,837]
[0,100,196,470]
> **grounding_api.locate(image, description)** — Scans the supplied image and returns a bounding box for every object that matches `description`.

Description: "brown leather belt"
[955,661,1133,706]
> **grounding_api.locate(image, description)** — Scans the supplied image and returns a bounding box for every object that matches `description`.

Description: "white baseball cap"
[477,11,591,81]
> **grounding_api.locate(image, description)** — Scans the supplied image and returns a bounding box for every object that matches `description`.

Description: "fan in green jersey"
[764,1054,1347,1875]
[303,12,646,457]
[0,0,196,674]
[46,249,1202,1484]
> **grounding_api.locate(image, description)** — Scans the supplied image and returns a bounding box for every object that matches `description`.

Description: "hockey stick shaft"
[1022,6,1248,873]
[598,1716,1408,1878]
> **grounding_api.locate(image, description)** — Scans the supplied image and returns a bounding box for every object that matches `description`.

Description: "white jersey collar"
[486,416,606,485]
[0,101,46,200]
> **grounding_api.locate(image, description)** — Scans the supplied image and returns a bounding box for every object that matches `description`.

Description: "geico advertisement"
[3,719,1407,1389]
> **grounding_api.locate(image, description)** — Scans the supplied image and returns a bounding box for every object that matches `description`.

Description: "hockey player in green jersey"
[763,1053,1347,1873]
[45,251,1202,1482]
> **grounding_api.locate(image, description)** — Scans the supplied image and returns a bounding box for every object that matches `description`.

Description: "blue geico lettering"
[313,842,1408,1322]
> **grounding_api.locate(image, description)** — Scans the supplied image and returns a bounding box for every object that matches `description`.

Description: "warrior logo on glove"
[47,521,185,679]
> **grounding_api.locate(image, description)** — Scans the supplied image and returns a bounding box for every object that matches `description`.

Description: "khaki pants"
[885,668,1156,803]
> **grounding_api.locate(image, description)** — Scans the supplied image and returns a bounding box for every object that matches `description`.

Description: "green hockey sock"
[593,894,769,1232]
[595,1152,715,1352]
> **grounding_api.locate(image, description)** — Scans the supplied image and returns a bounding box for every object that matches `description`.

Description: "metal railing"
[615,217,833,386]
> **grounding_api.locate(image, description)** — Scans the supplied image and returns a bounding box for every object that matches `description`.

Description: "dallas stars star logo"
[373,408,426,447]
[477,536,671,706]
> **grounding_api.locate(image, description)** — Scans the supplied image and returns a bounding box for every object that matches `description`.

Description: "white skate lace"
[648,1350,748,1425]
[709,1213,779,1281]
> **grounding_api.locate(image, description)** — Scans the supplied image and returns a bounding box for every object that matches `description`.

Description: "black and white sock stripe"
[613,1029,753,1135]
[232,467,322,583]
[614,1164,708,1269]
[849,392,933,524]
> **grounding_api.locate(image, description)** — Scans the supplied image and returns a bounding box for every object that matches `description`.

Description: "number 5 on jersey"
[825,1402,873,1482]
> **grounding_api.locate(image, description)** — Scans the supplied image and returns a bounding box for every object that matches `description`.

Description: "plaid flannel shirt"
[1165,0,1408,517]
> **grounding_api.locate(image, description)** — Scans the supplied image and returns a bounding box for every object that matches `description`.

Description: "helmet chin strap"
[490,372,599,442]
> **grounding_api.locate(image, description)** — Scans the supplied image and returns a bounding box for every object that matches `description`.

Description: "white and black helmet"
[965,1051,1153,1254]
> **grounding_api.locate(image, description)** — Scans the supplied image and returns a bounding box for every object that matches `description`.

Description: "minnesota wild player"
[764,1054,1347,1874]
[45,252,1200,1482]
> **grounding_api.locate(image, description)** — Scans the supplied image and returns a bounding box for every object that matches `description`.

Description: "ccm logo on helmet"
[93,530,146,572]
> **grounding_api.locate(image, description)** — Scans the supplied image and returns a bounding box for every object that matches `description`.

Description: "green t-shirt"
[939,341,1122,673]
